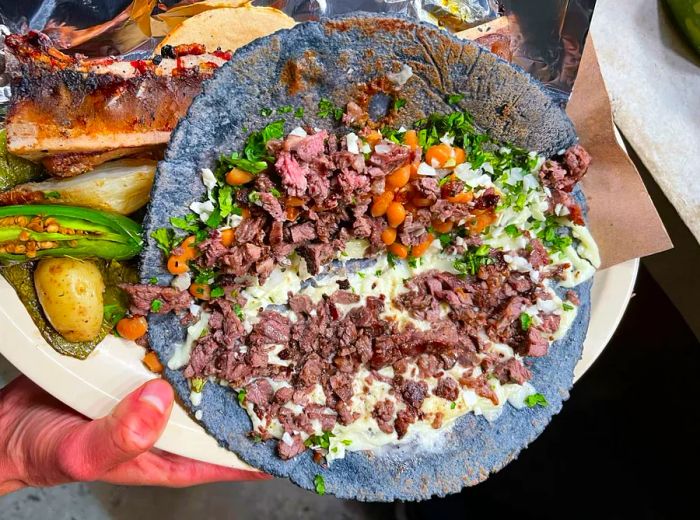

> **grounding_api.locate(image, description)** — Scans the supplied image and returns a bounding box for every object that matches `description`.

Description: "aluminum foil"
[0,0,595,105]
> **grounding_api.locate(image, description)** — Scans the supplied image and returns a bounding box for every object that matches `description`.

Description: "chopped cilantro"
[318,98,343,121]
[520,313,532,331]
[248,191,261,204]
[205,208,223,228]
[563,302,574,311]
[446,93,464,104]
[191,378,206,393]
[525,393,548,408]
[294,106,305,118]
[260,107,273,117]
[539,217,573,253]
[277,105,293,114]
[357,272,366,279]
[437,232,453,248]
[219,120,285,174]
[170,214,200,233]
[270,187,282,198]
[103,303,126,327]
[44,191,61,199]
[515,192,528,210]
[237,389,247,405]
[234,303,244,320]
[148,277,158,285]
[438,176,452,186]
[408,256,421,268]
[193,266,216,284]
[387,252,398,268]
[151,299,163,312]
[375,270,383,277]
[504,224,521,238]
[304,431,335,449]
[210,286,225,298]
[332,447,338,453]
[341,439,352,446]
[392,97,407,111]
[313,474,326,495]
[450,402,457,410]
[218,185,236,218]
[453,245,492,276]
[252,434,263,443]
[151,228,174,255]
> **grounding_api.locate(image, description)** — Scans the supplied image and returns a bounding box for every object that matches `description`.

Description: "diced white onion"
[289,126,307,137]
[201,168,217,191]
[417,163,437,176]
[346,132,361,154]
[171,272,192,291]
[386,64,414,86]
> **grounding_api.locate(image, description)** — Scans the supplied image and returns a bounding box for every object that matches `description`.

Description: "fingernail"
[138,380,171,414]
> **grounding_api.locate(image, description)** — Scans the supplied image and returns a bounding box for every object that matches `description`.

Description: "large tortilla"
[141,14,591,501]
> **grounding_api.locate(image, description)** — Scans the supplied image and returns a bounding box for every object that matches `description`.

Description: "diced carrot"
[426,144,452,168]
[167,255,189,275]
[225,168,254,186]
[286,206,301,221]
[220,228,235,247]
[386,202,407,228]
[388,242,409,259]
[386,165,411,189]
[365,131,382,145]
[286,196,306,207]
[469,209,497,234]
[447,191,474,204]
[241,207,251,219]
[381,227,397,245]
[411,233,435,258]
[404,130,419,150]
[143,351,164,374]
[371,191,395,217]
[116,316,148,341]
[431,219,454,233]
[189,283,211,300]
[409,163,420,180]
[180,235,198,260]
[412,196,434,208]
[453,147,466,165]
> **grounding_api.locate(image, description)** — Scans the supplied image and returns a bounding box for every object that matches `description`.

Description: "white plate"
[0,258,638,470]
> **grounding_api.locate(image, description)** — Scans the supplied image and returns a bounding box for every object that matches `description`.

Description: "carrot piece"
[371,191,395,217]
[386,165,411,189]
[286,206,301,221]
[241,207,251,219]
[469,210,497,234]
[180,235,198,260]
[116,316,148,341]
[453,147,466,165]
[365,131,382,145]
[386,202,407,228]
[220,228,235,247]
[404,130,419,150]
[447,191,474,204]
[431,219,454,233]
[425,144,452,168]
[411,234,435,258]
[189,283,211,300]
[381,227,397,245]
[167,255,189,275]
[285,196,306,207]
[388,242,409,259]
[143,351,164,374]
[225,168,254,186]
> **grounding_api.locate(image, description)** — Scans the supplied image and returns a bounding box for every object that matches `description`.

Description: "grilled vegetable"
[0,128,43,191]
[0,205,143,263]
[0,159,157,215]
[34,258,105,342]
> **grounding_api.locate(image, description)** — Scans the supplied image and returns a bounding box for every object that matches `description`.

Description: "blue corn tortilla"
[141,14,592,501]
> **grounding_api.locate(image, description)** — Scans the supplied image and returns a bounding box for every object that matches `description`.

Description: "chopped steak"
[120,284,191,316]
[434,376,459,401]
[539,144,591,193]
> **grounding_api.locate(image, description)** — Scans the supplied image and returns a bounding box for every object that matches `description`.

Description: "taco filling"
[125,106,599,463]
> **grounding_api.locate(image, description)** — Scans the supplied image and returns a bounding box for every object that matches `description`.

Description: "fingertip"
[136,379,174,415]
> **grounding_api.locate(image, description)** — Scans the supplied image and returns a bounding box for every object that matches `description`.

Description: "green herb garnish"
[294,106,305,118]
[304,431,335,449]
[234,303,244,320]
[170,214,200,234]
[270,187,282,198]
[392,97,407,111]
[277,105,293,114]
[237,389,247,405]
[519,313,532,331]
[151,228,174,255]
[191,377,206,393]
[314,474,326,495]
[446,93,464,104]
[210,286,225,299]
[451,402,457,409]
[151,299,163,312]
[318,98,343,121]
[260,107,273,117]
[103,303,126,327]
[453,245,492,276]
[148,276,158,285]
[525,393,548,408]
[562,303,574,311]
[504,224,521,238]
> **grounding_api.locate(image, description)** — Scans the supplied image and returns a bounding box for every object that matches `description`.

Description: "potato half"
[34,258,105,343]
[155,6,296,54]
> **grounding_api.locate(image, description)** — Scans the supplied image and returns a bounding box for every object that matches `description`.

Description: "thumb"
[58,379,174,482]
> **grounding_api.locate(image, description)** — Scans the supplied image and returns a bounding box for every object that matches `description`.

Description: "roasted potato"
[34,258,105,342]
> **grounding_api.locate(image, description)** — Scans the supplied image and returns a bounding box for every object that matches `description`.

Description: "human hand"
[0,375,269,495]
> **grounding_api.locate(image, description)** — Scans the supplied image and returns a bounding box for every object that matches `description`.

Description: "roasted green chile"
[0,205,143,263]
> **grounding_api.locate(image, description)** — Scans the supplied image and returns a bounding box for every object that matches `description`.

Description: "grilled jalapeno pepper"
[0,205,143,263]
